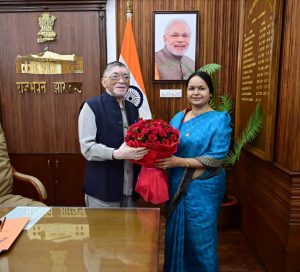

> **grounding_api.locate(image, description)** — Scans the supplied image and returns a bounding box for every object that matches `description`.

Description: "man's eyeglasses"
[105,73,130,82]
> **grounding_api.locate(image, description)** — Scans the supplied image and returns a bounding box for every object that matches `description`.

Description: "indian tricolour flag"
[119,17,152,120]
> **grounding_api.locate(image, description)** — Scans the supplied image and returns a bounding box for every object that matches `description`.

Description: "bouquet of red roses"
[125,119,180,204]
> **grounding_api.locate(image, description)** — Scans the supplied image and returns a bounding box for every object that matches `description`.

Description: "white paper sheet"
[2,207,51,230]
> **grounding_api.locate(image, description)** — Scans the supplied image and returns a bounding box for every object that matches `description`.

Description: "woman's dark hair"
[186,71,214,95]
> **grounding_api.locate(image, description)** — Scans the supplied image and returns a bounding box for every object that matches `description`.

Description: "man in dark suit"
[78,61,148,208]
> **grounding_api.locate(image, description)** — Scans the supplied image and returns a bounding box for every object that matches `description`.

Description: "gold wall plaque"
[37,13,57,43]
[16,50,84,74]
[235,0,283,160]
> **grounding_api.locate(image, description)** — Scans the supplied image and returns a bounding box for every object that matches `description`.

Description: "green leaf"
[224,104,263,165]
[198,63,221,75]
[219,96,233,113]
[211,95,233,113]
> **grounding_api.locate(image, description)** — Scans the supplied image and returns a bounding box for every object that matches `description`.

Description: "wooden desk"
[0,207,160,272]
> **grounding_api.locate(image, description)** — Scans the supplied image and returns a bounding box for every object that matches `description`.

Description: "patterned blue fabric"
[164,110,232,272]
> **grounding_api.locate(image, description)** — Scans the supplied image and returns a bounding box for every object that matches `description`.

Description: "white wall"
[106,0,117,62]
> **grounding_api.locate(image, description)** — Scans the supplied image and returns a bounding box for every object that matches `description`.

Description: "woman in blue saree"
[156,71,232,271]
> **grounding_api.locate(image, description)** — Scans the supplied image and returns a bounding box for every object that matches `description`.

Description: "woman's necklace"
[184,110,194,137]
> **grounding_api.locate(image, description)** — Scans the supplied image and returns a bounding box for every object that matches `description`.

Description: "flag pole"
[126,0,132,20]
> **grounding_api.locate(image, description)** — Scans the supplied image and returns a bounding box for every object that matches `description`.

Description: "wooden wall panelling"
[51,154,86,206]
[287,219,300,271]
[0,10,105,153]
[241,202,287,271]
[116,0,240,123]
[236,154,300,271]
[213,1,241,106]
[0,1,107,12]
[285,176,300,271]
[51,11,101,153]
[236,152,292,271]
[234,0,300,270]
[275,0,300,171]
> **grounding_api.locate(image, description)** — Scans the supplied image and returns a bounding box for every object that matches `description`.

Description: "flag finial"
[126,0,132,19]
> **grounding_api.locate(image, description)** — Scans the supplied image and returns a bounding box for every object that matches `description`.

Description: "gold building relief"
[28,223,89,243]
[16,50,83,74]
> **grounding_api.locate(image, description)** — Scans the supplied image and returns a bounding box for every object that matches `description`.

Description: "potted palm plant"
[198,64,263,229]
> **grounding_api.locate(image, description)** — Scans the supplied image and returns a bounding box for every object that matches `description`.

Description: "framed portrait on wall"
[153,11,198,82]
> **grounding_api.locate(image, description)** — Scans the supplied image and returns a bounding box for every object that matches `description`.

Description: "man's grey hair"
[164,18,191,36]
[103,61,129,77]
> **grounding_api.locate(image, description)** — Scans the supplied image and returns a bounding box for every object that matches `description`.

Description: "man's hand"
[113,142,149,160]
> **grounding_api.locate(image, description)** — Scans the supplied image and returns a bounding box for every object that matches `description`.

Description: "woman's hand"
[155,156,181,170]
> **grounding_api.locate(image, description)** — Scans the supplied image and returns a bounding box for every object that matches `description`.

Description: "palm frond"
[224,104,263,165]
[209,99,218,110]
[198,63,221,75]
[211,95,233,113]
[219,96,233,113]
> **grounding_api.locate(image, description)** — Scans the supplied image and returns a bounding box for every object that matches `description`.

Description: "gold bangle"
[185,159,190,168]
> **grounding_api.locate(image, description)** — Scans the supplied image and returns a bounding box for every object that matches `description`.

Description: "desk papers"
[3,207,51,230]
[0,217,29,252]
